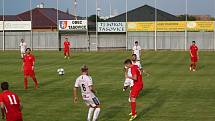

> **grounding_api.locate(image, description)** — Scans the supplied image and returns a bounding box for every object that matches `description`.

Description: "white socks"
[87,107,95,121]
[92,108,101,121]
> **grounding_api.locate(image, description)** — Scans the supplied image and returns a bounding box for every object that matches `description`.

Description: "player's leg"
[193,62,197,71]
[21,53,23,59]
[30,71,38,89]
[92,105,100,121]
[31,75,38,89]
[190,60,194,71]
[24,75,28,90]
[130,97,136,116]
[24,70,29,89]
[87,106,95,121]
[91,97,101,121]
[64,50,67,59]
[67,51,70,59]
[129,88,140,121]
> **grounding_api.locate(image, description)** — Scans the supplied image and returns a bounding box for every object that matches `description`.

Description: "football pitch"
[0,51,215,121]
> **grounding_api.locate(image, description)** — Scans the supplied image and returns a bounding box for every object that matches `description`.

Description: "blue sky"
[0,0,214,17]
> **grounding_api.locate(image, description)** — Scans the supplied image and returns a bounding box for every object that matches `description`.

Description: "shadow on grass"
[136,87,166,120]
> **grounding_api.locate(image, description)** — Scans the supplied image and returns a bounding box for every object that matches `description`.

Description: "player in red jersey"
[64,38,71,59]
[22,48,38,90]
[189,41,199,71]
[124,59,143,121]
[0,82,23,121]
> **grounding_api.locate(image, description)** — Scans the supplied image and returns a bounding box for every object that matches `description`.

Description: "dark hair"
[1,82,9,91]
[135,41,138,44]
[192,41,196,43]
[25,48,31,52]
[124,59,132,64]
[132,54,137,57]
[81,65,88,72]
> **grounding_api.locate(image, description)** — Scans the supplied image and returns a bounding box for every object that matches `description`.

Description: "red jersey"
[23,54,35,69]
[190,45,198,57]
[0,91,22,121]
[64,41,70,50]
[131,65,143,87]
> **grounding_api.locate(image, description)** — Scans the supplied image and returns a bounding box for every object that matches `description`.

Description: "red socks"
[190,64,193,68]
[24,77,38,89]
[131,102,136,116]
[193,63,196,70]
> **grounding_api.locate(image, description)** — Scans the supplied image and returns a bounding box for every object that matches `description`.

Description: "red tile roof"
[0,8,88,29]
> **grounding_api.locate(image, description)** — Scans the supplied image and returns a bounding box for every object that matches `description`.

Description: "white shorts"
[21,50,25,54]
[124,78,133,87]
[83,96,100,107]
[136,55,140,61]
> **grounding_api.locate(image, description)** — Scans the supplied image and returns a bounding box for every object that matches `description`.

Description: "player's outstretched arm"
[0,102,5,119]
[21,62,24,72]
[190,50,193,57]
[73,87,78,103]
[19,97,23,111]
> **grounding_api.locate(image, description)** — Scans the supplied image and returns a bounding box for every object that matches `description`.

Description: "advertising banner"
[97,22,126,32]
[59,20,87,31]
[187,21,214,31]
[0,21,31,31]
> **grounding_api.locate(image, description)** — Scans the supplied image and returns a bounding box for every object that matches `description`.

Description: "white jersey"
[132,61,142,69]
[75,75,95,99]
[19,42,27,53]
[124,68,133,87]
[132,45,141,60]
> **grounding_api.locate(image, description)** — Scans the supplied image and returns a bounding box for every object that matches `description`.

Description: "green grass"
[0,50,215,121]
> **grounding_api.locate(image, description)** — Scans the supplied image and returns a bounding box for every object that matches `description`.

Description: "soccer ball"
[57,68,64,75]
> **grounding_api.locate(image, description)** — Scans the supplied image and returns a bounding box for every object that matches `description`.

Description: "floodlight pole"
[154,0,157,51]
[2,0,5,51]
[57,0,59,27]
[109,0,112,17]
[30,0,33,50]
[86,0,89,51]
[57,0,60,51]
[214,0,215,51]
[185,0,188,51]
[74,0,77,20]
[126,0,128,50]
[96,0,98,51]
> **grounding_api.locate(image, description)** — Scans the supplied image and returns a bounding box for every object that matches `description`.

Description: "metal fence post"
[2,0,5,51]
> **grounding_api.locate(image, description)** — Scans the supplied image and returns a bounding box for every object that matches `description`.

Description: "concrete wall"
[0,31,214,51]
[128,31,215,50]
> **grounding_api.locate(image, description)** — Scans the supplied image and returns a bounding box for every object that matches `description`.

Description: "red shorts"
[24,69,35,77]
[7,118,23,121]
[64,49,70,55]
[7,114,23,121]
[130,85,143,98]
[191,57,198,62]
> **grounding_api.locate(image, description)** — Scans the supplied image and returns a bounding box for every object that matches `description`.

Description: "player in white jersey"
[131,54,149,76]
[73,65,101,121]
[132,41,141,61]
[19,39,27,59]
[123,66,134,91]
[123,66,134,103]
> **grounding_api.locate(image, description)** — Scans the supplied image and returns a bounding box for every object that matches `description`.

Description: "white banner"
[0,21,3,30]
[98,22,126,32]
[0,21,31,30]
[59,20,87,31]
